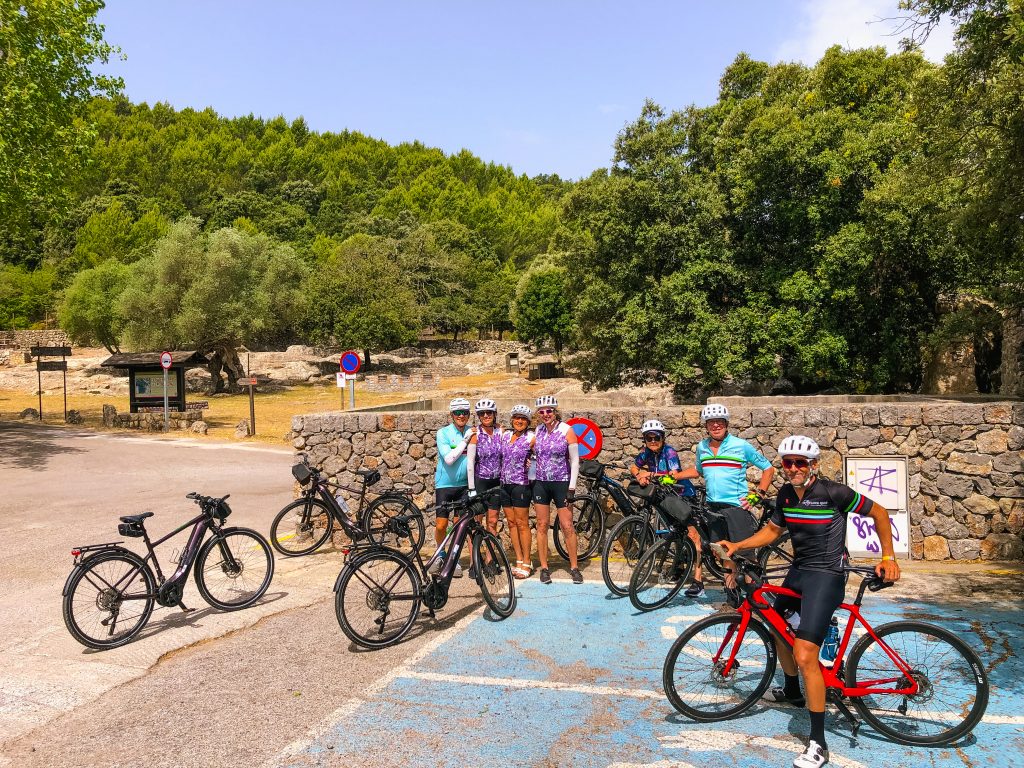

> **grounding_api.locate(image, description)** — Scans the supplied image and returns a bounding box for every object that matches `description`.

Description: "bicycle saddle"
[119,512,154,524]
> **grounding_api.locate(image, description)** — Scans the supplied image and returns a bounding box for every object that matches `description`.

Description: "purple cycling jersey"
[500,430,534,485]
[534,421,570,482]
[474,427,503,480]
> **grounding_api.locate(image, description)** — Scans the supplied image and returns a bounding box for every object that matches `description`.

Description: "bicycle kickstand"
[178,600,194,614]
[829,694,861,741]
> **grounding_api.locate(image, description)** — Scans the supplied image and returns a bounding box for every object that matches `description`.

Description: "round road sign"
[567,417,603,461]
[340,351,362,374]
[160,351,172,370]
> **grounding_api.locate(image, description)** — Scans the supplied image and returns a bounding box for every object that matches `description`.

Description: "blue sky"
[96,1,955,180]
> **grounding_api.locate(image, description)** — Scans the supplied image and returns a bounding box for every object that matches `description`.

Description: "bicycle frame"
[720,579,920,700]
[310,477,367,538]
[418,508,481,582]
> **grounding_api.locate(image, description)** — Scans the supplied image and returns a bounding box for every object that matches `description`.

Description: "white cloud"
[776,0,957,65]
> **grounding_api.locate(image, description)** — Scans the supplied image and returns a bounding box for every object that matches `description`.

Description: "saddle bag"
[657,494,693,526]
[117,522,145,538]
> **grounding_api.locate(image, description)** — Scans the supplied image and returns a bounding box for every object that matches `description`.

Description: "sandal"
[512,561,530,579]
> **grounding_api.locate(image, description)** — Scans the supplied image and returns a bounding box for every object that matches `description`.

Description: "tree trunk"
[362,349,372,369]
[206,343,245,394]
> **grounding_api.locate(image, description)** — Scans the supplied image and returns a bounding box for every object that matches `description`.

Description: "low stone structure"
[361,372,443,392]
[289,402,1024,562]
[102,403,205,431]
[0,330,70,358]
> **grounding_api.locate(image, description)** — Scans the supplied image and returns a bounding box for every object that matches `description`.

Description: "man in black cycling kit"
[720,435,900,768]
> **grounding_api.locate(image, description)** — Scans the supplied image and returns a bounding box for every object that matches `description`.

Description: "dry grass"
[0,372,512,445]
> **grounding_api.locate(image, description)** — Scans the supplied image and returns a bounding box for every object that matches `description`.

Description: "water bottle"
[821,616,840,662]
[335,492,350,514]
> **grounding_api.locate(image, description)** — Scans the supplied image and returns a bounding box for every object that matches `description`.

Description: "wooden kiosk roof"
[100,351,208,368]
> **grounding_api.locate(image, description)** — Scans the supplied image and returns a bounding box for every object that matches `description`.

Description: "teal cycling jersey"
[695,432,771,505]
[434,423,471,489]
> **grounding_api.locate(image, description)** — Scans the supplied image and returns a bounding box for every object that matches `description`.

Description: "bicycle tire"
[552,494,605,562]
[363,494,425,553]
[601,515,654,597]
[847,620,989,745]
[628,536,696,612]
[756,536,851,585]
[194,527,275,610]
[270,497,333,556]
[473,532,517,618]
[334,549,421,649]
[62,549,156,650]
[663,613,777,721]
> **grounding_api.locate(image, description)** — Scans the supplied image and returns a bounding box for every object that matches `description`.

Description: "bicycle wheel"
[847,620,989,745]
[756,534,794,580]
[270,497,333,556]
[363,494,425,553]
[553,494,605,562]
[62,549,156,650]
[194,527,275,610]
[629,535,696,612]
[663,613,777,721]
[601,515,654,597]
[335,549,421,649]
[473,532,516,618]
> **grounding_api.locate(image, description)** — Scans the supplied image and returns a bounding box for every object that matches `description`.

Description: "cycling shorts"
[475,476,502,510]
[434,486,468,519]
[771,567,846,646]
[501,483,532,508]
[533,479,570,508]
[706,503,758,543]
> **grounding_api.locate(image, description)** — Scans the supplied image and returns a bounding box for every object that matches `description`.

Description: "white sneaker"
[792,740,828,768]
[453,563,463,578]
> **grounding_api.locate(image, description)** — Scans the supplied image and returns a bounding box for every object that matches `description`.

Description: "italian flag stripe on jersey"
[845,492,868,516]
[783,506,834,525]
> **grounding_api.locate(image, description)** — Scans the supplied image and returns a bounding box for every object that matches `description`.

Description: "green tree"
[118,218,308,391]
[0,0,122,225]
[511,262,572,360]
[302,234,419,365]
[57,258,129,351]
[0,263,55,328]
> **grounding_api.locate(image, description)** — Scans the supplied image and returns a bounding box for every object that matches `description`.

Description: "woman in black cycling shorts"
[532,395,582,585]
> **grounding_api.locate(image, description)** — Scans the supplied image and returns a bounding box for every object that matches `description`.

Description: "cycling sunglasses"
[452,410,471,417]
[536,408,555,415]
[643,433,663,442]
[781,458,811,470]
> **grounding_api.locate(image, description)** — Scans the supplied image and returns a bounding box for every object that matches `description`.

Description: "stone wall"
[0,330,71,357]
[102,403,205,431]
[289,402,1024,562]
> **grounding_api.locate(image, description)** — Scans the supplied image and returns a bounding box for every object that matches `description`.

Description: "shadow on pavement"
[0,421,86,470]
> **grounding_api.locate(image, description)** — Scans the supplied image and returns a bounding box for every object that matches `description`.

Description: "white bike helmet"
[510,404,532,419]
[536,395,558,408]
[474,398,497,413]
[449,397,471,412]
[700,403,730,423]
[777,435,820,460]
[641,419,665,435]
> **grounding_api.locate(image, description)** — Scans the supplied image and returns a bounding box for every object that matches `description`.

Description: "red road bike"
[662,545,989,746]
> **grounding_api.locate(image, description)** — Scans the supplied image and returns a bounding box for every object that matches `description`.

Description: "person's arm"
[719,521,785,558]
[566,429,579,491]
[466,439,477,491]
[631,453,651,485]
[756,466,775,495]
[866,500,901,582]
[441,429,472,466]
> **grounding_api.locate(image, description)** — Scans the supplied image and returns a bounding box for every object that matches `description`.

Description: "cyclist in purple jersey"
[500,404,535,578]
[532,395,582,584]
[467,399,504,547]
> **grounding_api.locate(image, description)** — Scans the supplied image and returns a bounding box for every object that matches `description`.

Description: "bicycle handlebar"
[186,492,230,509]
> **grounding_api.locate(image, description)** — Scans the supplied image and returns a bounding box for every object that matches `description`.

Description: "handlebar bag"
[291,463,313,484]
[657,494,693,526]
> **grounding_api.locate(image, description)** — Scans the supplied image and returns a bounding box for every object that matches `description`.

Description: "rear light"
[341,547,351,555]
[71,549,81,557]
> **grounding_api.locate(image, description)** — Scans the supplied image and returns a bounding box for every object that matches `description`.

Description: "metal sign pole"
[349,377,355,410]
[248,379,256,436]
[62,352,68,422]
[163,367,169,432]
[37,367,42,421]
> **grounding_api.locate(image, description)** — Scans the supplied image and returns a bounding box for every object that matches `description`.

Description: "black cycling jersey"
[770,476,869,573]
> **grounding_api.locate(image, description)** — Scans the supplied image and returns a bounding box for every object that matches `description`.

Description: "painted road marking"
[271,581,1024,768]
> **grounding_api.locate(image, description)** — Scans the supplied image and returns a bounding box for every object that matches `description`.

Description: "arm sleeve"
[440,432,469,467]
[568,442,580,489]
[466,442,477,490]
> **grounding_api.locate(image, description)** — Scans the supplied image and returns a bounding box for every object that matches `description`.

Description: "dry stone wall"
[289,402,1024,562]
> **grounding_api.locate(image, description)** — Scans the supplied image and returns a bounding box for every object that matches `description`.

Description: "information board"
[843,456,910,557]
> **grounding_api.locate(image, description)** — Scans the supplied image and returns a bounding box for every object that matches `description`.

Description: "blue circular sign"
[340,351,361,374]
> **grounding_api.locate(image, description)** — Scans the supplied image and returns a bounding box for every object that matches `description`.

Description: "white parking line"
[398,670,664,700]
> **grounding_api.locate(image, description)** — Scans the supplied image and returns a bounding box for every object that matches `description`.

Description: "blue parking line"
[279,582,1024,768]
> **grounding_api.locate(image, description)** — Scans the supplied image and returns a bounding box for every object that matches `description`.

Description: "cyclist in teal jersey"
[431,397,474,577]
[678,403,774,598]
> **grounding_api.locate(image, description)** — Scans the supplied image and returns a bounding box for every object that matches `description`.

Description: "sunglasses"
[452,410,470,417]
[478,411,496,417]
[781,458,811,470]
[643,433,663,442]
[537,408,555,415]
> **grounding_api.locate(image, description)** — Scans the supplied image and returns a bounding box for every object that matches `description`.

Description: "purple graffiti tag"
[852,515,899,554]
[859,466,898,496]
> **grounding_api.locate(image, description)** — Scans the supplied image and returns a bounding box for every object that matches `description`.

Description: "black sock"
[809,710,827,749]
[783,673,801,699]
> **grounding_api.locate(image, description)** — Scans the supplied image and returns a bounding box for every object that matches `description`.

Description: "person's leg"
[554,503,578,570]
[513,507,532,571]
[505,505,524,566]
[535,503,551,570]
[687,526,703,583]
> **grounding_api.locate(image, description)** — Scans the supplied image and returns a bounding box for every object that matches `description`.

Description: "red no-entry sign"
[160,351,172,370]
[567,417,603,461]
[340,351,361,374]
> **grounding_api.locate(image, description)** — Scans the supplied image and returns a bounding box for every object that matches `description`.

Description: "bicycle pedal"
[178,602,194,613]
